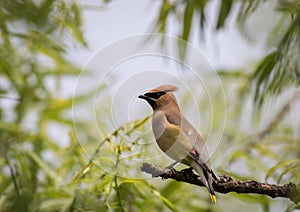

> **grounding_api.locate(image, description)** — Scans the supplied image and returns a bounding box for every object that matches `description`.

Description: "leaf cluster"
[154,0,300,106]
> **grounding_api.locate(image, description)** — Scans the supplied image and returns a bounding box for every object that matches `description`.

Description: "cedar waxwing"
[138,84,217,203]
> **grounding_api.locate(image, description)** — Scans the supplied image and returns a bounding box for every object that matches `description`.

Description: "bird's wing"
[164,109,212,169]
[181,116,212,169]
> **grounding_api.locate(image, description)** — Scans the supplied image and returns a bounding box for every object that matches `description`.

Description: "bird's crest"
[149,84,178,93]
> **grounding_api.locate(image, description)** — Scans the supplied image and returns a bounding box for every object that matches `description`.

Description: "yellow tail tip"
[210,194,217,204]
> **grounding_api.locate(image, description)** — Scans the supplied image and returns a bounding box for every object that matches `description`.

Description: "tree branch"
[141,163,300,204]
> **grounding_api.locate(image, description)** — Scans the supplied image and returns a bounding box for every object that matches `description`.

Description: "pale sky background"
[69,0,267,70]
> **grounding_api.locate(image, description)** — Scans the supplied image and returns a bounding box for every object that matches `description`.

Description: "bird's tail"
[207,176,216,204]
[192,163,217,204]
[210,194,217,204]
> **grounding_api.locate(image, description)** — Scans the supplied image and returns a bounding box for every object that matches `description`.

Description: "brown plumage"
[139,84,217,203]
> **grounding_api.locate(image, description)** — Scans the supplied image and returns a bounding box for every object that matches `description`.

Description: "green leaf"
[251,51,281,105]
[236,0,261,27]
[194,0,207,29]
[66,4,86,46]
[24,149,62,183]
[182,1,194,42]
[252,51,280,80]
[152,190,179,212]
[38,0,55,23]
[255,144,277,160]
[73,162,94,181]
[157,0,173,34]
[276,0,300,15]
[277,163,300,184]
[265,159,300,181]
[38,198,74,212]
[178,0,195,61]
[119,179,150,199]
[216,0,233,29]
[161,180,182,197]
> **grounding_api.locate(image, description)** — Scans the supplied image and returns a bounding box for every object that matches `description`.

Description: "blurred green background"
[0,0,299,211]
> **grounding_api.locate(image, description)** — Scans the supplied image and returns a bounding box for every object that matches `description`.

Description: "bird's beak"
[138,93,158,108]
[138,94,155,102]
[138,94,148,100]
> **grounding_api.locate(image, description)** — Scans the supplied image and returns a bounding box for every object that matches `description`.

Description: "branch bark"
[141,163,300,204]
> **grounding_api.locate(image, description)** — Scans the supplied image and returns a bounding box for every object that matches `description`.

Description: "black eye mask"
[144,91,166,99]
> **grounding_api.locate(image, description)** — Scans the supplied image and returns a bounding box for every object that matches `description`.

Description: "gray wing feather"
[165,111,211,170]
[181,116,211,169]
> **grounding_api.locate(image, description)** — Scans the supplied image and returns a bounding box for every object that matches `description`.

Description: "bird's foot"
[167,167,177,176]
[165,160,182,170]
[165,164,177,176]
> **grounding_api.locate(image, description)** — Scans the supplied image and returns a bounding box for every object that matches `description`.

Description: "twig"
[141,163,300,204]
[73,116,150,181]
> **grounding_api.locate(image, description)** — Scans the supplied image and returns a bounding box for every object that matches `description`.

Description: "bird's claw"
[168,167,176,175]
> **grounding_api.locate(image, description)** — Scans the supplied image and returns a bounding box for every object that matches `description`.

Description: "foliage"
[0,0,299,212]
[154,0,300,106]
[0,0,87,211]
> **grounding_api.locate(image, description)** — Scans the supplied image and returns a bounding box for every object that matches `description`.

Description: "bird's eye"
[145,91,166,99]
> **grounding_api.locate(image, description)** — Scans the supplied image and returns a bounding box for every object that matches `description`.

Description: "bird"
[138,84,217,203]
